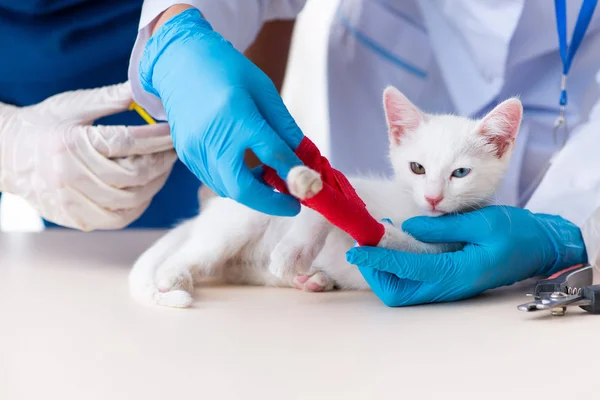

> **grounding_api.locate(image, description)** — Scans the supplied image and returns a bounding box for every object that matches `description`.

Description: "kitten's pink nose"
[425,195,444,208]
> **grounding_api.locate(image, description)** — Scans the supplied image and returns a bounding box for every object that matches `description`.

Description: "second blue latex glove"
[140,9,304,216]
[346,206,587,307]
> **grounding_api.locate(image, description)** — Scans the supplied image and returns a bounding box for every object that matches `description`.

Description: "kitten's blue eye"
[451,168,471,178]
[410,162,426,175]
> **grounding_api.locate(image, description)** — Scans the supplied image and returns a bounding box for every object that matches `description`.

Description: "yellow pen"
[129,102,156,125]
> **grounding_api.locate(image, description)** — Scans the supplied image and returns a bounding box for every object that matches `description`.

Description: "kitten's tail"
[128,220,195,308]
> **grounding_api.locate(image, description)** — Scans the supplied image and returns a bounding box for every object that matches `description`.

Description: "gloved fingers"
[249,122,303,182]
[346,246,456,283]
[250,80,304,150]
[178,152,226,198]
[73,169,171,211]
[45,82,136,125]
[122,124,174,155]
[68,133,178,189]
[223,157,301,216]
[109,150,178,188]
[82,124,173,158]
[357,267,425,307]
[38,187,149,231]
[402,210,494,244]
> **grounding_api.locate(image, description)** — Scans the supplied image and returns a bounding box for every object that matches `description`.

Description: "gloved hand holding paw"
[140,8,305,217]
[346,206,587,306]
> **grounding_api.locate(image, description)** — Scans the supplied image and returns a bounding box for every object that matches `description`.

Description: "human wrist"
[152,4,201,35]
[534,213,588,275]
[139,8,213,97]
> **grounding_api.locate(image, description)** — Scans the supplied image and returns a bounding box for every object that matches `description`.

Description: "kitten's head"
[383,86,522,216]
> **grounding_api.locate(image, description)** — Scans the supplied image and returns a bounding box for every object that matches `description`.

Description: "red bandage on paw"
[263,137,385,246]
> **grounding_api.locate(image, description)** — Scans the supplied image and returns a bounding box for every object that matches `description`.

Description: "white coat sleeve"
[525,70,600,265]
[525,100,600,227]
[128,0,307,120]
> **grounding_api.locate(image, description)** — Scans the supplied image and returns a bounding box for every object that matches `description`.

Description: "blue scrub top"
[0,0,200,229]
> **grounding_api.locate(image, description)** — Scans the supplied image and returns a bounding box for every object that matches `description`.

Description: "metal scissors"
[517,264,600,316]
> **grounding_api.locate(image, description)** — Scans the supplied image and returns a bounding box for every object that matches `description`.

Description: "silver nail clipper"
[517,264,600,316]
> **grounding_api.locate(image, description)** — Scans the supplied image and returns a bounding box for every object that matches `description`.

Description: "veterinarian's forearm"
[244,20,296,92]
[152,4,195,34]
[147,1,306,51]
[153,5,294,91]
[130,0,307,121]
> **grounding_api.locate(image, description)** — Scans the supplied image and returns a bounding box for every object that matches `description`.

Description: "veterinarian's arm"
[346,206,587,307]
[151,4,297,93]
[244,20,296,93]
[128,2,309,217]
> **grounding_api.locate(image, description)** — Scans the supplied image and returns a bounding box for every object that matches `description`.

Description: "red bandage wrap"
[263,137,385,247]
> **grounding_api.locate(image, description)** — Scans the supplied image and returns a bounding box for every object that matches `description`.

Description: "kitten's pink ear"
[476,98,523,158]
[383,86,426,145]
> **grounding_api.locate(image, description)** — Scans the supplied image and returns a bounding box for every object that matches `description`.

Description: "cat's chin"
[422,209,446,217]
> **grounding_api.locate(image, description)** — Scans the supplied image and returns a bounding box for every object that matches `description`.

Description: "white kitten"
[128,86,523,308]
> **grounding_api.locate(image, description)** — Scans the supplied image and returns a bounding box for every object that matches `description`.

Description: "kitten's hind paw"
[154,268,195,308]
[155,290,193,308]
[293,272,335,292]
[287,166,323,200]
[269,243,315,278]
[157,268,194,293]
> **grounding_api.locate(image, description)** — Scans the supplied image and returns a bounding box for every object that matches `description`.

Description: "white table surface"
[1,231,599,400]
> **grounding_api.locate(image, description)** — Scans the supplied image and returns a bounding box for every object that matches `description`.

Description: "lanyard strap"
[554,0,598,106]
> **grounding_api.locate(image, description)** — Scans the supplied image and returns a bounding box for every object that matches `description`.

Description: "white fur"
[129,87,523,308]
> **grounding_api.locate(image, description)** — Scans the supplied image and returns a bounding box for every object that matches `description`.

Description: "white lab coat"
[129,0,600,256]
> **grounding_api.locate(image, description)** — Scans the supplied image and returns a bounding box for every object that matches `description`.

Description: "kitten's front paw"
[378,222,446,254]
[287,166,323,200]
[293,271,335,292]
[377,222,411,251]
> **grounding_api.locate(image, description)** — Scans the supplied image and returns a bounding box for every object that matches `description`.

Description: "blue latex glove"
[139,9,304,216]
[346,206,587,307]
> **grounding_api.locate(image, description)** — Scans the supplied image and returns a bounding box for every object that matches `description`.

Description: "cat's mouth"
[423,200,487,216]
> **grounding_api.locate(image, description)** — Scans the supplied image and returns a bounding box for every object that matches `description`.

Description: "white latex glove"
[0,82,178,231]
